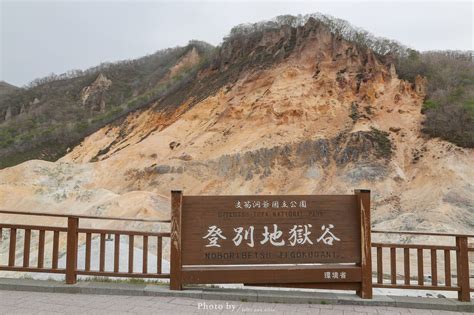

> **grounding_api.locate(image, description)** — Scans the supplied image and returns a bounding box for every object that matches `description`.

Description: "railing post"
[66,217,79,284]
[170,190,183,290]
[456,236,470,302]
[355,189,372,299]
[8,228,17,267]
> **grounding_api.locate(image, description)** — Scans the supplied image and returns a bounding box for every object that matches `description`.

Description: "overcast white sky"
[1,0,472,86]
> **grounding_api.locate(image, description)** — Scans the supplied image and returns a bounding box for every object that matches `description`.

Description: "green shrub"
[397,51,473,147]
[75,120,89,133]
[422,99,439,112]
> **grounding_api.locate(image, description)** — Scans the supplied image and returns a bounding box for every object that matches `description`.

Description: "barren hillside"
[0,17,472,245]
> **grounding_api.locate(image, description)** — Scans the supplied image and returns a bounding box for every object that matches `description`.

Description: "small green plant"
[320,300,327,305]
[370,127,392,158]
[349,102,359,121]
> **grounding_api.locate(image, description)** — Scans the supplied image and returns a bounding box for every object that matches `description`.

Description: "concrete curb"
[0,278,472,312]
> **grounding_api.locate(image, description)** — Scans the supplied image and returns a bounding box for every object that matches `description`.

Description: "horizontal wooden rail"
[76,271,170,278]
[0,223,67,232]
[372,230,474,238]
[0,266,66,274]
[77,228,170,238]
[372,243,456,251]
[372,283,460,291]
[0,209,171,223]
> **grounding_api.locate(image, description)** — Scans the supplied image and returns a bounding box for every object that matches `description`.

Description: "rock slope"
[0,18,472,245]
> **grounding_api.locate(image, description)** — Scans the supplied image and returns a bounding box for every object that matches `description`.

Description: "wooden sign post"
[170,190,372,299]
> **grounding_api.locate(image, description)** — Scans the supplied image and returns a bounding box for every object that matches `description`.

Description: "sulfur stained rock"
[178,154,192,161]
[389,127,401,133]
[169,141,180,150]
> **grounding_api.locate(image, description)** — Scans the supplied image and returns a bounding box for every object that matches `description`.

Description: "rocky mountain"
[0,15,472,243]
[0,42,213,169]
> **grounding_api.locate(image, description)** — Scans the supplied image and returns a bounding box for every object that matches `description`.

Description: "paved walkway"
[0,290,469,314]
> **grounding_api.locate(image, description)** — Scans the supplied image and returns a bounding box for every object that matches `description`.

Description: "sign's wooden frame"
[170,190,372,299]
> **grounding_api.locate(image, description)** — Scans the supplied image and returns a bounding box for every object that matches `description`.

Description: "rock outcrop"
[81,73,112,112]
[0,17,472,248]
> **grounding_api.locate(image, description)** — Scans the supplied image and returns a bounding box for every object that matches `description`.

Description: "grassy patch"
[422,99,439,113]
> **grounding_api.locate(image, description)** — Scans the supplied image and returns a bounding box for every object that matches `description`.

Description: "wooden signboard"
[170,190,372,299]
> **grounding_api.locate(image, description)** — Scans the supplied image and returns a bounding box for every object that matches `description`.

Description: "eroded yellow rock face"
[0,23,472,246]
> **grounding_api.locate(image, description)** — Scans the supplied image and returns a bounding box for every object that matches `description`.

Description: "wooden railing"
[372,230,473,302]
[0,210,472,302]
[0,210,170,283]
